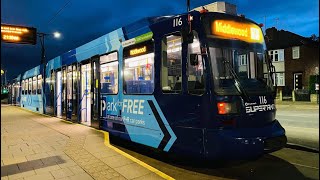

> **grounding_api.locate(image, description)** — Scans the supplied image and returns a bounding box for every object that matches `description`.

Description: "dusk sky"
[1,0,319,80]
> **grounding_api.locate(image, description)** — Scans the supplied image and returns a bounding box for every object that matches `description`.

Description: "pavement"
[275,99,319,110]
[1,105,171,180]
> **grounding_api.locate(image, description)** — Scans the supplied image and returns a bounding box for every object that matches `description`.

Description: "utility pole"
[275,18,279,28]
[37,32,48,114]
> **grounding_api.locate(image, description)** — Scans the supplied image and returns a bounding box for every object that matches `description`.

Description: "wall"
[284,45,319,90]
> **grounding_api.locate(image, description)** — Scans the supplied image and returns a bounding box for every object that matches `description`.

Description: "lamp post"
[37,31,61,114]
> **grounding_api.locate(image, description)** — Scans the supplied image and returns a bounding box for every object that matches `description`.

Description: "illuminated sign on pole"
[1,24,37,45]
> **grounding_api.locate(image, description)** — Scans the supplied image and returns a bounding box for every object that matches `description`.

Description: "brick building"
[265,27,319,93]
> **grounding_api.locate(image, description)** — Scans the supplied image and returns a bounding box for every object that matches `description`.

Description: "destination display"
[1,24,37,45]
[123,40,154,58]
[211,20,264,43]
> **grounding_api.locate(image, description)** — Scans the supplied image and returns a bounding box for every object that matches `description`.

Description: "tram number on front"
[173,18,182,27]
[259,96,267,104]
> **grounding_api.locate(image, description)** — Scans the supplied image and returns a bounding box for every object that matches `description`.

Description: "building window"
[239,54,247,65]
[276,72,285,86]
[292,46,300,59]
[162,33,182,93]
[100,52,118,94]
[264,72,285,86]
[268,49,284,62]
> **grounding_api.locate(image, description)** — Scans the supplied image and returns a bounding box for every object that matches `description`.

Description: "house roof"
[265,27,319,50]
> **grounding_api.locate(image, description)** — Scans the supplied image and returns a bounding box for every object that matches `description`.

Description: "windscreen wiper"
[220,50,251,102]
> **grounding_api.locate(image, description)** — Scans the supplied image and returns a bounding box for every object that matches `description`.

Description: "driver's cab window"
[187,31,205,95]
[161,33,182,93]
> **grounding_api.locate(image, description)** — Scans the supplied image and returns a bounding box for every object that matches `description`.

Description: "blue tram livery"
[7,10,287,160]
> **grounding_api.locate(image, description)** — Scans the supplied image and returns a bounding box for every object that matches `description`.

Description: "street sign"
[1,24,37,45]
[315,83,319,91]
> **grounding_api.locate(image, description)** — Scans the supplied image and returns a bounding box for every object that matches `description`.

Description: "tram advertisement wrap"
[100,96,147,126]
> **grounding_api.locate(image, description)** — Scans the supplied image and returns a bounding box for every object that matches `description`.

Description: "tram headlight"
[217,102,238,115]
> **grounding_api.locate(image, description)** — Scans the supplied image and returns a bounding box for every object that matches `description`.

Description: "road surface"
[276,108,319,150]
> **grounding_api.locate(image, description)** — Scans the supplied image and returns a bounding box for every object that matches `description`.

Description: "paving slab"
[1,105,171,180]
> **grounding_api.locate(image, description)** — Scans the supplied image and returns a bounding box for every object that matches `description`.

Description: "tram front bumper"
[204,120,287,160]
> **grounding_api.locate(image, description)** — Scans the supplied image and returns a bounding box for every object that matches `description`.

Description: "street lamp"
[37,31,61,114]
[37,31,61,64]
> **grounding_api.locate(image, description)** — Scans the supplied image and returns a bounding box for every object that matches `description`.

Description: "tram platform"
[1,105,171,180]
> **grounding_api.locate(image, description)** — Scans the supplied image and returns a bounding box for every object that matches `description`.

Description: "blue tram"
[8,10,286,160]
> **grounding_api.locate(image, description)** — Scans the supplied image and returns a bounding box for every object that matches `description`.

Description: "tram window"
[28,78,32,94]
[187,31,205,95]
[100,52,118,94]
[161,33,182,93]
[24,80,28,95]
[123,53,154,94]
[21,80,25,95]
[123,41,155,94]
[32,76,37,94]
[67,66,73,101]
[37,75,42,94]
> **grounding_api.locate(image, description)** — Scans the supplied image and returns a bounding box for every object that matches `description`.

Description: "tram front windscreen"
[202,15,275,96]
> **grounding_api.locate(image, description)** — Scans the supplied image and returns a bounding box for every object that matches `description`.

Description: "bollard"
[292,90,295,102]
[279,90,283,101]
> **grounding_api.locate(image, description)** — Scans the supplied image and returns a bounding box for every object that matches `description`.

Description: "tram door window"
[21,80,25,95]
[37,75,42,94]
[66,65,79,121]
[32,76,37,94]
[100,52,118,94]
[28,78,32,94]
[161,34,182,93]
[56,71,62,118]
[80,63,92,126]
[91,57,100,129]
[25,80,28,95]
[16,82,20,105]
[12,83,16,104]
[187,32,205,95]
[62,68,67,118]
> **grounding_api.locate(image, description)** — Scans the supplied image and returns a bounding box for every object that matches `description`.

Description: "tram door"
[56,71,62,118]
[61,67,67,118]
[80,63,92,126]
[91,56,100,129]
[12,83,16,105]
[66,65,79,122]
[16,82,20,106]
[46,70,55,115]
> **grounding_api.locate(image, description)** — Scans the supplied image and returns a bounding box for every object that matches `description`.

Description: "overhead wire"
[47,0,72,25]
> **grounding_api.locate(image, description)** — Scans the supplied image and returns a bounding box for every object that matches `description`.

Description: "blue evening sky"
[1,0,319,80]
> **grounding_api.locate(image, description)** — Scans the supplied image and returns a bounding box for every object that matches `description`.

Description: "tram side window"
[21,80,25,95]
[187,31,205,95]
[28,78,32,94]
[123,41,154,94]
[100,52,118,94]
[161,33,182,93]
[32,76,37,94]
[37,75,42,94]
[24,80,28,95]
